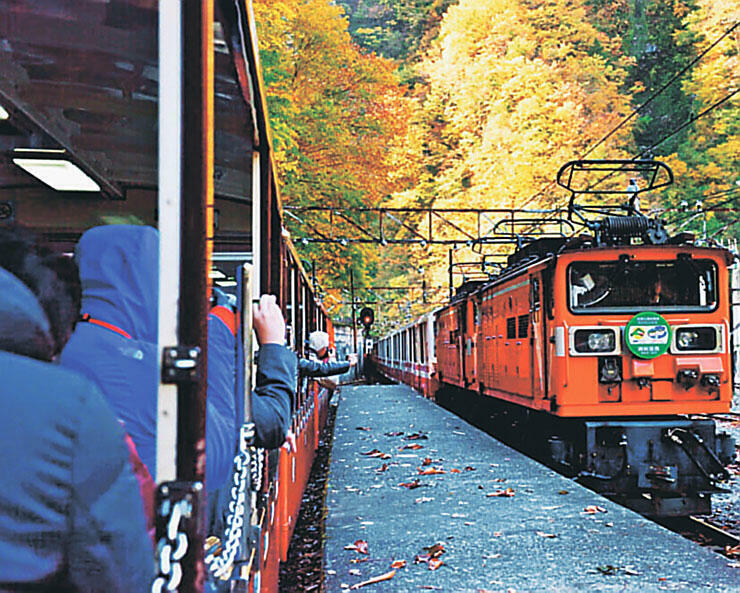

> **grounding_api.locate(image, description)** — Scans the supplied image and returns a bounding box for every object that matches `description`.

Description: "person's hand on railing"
[281,429,297,454]
[253,294,285,345]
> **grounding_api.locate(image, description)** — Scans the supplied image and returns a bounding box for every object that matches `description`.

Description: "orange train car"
[374,160,737,517]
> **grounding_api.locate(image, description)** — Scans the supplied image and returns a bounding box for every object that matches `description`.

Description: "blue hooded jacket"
[60,225,237,490]
[61,225,297,490]
[0,266,153,591]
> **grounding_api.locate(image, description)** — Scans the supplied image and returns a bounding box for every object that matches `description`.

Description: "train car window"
[506,317,516,339]
[568,259,719,313]
[517,314,529,338]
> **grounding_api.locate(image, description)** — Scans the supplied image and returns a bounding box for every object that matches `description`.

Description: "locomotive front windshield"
[568,259,718,313]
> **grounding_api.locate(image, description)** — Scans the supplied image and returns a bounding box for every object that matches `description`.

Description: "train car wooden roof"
[0,0,273,252]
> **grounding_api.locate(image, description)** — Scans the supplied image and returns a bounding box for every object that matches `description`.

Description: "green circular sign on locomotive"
[625,311,671,359]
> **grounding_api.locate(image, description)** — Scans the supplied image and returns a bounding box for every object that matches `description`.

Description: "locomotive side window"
[517,314,529,338]
[506,317,516,339]
[568,259,718,313]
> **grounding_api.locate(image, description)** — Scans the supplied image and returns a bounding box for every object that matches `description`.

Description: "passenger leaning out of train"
[0,226,153,592]
[59,225,297,497]
[300,330,355,391]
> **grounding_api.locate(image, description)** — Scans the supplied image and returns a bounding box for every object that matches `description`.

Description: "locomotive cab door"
[457,303,467,385]
[464,298,479,387]
[530,275,546,400]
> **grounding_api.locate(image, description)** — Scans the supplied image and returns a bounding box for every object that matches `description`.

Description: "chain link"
[206,423,256,579]
[151,496,191,593]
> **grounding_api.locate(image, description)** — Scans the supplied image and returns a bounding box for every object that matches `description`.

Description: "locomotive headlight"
[674,327,717,352]
[573,329,617,354]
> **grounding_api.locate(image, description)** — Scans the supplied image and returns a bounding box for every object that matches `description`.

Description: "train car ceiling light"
[12,149,101,192]
[0,105,8,120]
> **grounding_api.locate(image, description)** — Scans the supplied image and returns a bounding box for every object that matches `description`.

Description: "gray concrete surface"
[323,384,740,592]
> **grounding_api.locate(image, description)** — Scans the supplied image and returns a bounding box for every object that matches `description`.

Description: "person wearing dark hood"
[60,225,297,492]
[0,226,153,592]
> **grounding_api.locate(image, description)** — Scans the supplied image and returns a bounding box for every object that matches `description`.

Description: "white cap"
[308,330,330,353]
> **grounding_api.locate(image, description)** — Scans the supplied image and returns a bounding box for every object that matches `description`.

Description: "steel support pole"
[350,268,357,353]
[178,2,213,591]
[449,249,454,300]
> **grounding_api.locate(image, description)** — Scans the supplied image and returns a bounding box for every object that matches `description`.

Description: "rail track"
[437,391,740,559]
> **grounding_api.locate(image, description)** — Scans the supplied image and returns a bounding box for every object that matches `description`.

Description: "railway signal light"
[359,307,374,330]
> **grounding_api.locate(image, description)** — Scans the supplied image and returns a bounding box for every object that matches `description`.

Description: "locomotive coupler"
[700,373,720,394]
[677,369,698,390]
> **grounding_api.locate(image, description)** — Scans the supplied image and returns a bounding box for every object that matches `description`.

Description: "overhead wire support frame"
[286,206,573,246]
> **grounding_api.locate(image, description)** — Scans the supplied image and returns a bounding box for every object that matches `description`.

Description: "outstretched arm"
[252,295,296,448]
[298,357,351,378]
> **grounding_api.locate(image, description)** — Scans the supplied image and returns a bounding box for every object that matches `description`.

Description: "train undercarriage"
[437,386,736,517]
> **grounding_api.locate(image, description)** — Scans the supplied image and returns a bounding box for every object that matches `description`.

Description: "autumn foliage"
[254,0,739,326]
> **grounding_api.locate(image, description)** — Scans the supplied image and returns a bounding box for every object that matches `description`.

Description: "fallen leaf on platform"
[376,463,389,473]
[349,568,361,576]
[583,505,607,514]
[418,467,445,475]
[726,545,740,557]
[428,557,444,570]
[486,488,515,497]
[596,565,618,575]
[493,531,502,537]
[363,449,392,459]
[405,432,428,440]
[624,566,640,576]
[349,569,396,590]
[558,490,569,495]
[493,478,506,482]
[355,426,371,431]
[421,457,433,466]
[399,479,423,489]
[344,540,369,554]
[390,560,406,569]
[450,468,461,473]
[423,543,445,557]
[464,466,475,471]
[350,557,369,564]
[536,531,557,538]
[400,443,424,450]
[414,496,434,503]
[414,553,430,564]
[384,431,403,437]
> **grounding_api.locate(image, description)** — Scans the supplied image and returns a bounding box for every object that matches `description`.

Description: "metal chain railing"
[205,422,254,579]
[151,496,192,593]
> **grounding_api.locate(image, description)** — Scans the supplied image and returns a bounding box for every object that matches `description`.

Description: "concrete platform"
[323,384,740,592]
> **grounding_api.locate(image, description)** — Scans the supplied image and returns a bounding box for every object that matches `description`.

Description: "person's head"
[308,330,330,358]
[0,225,81,360]
[75,224,159,341]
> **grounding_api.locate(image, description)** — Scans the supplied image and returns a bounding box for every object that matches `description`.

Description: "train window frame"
[506,317,516,340]
[565,258,720,315]
[517,314,529,338]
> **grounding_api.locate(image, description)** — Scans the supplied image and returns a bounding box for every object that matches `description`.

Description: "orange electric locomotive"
[382,160,737,517]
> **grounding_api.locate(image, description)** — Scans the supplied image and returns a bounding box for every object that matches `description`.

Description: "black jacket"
[298,357,351,377]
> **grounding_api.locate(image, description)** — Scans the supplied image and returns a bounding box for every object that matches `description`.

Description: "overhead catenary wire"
[580,20,740,160]
[520,20,739,211]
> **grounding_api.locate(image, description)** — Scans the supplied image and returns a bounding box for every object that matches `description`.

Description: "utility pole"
[350,267,357,353]
[448,248,454,300]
